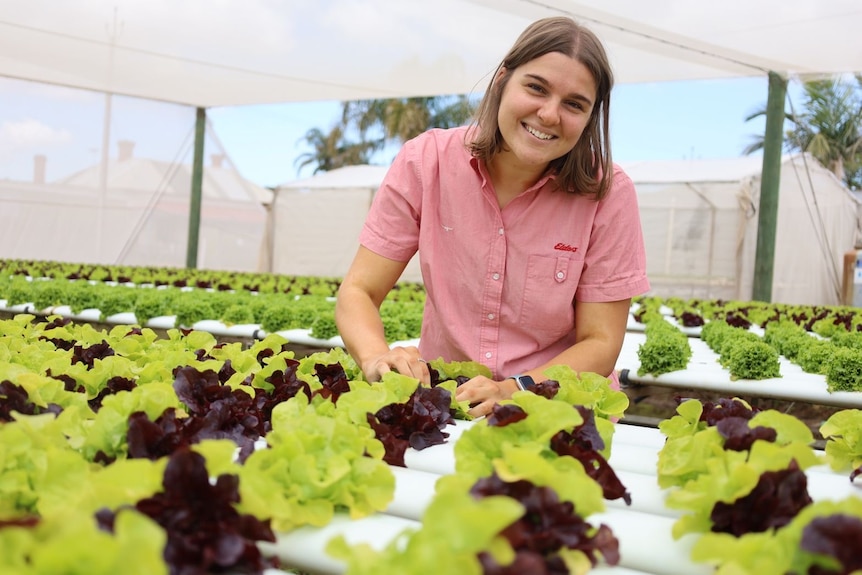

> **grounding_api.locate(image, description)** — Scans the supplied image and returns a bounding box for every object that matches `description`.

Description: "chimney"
[210,153,225,168]
[33,154,46,184]
[117,140,135,162]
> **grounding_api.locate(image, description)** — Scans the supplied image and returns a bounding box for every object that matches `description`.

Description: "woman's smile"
[523,123,556,140]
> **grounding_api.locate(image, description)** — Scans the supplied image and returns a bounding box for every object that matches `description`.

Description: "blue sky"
[0,74,804,189]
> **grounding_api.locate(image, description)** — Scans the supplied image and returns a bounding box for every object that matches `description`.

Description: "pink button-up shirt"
[359,126,650,381]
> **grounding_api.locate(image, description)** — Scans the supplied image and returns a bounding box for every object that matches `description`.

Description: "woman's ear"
[493,66,508,87]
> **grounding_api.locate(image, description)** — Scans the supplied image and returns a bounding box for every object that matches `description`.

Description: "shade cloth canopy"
[2,0,861,108]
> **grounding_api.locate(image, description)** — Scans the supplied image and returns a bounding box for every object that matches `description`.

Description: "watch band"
[511,374,536,391]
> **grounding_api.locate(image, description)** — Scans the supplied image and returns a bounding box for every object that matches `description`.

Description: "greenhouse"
[2,1,862,575]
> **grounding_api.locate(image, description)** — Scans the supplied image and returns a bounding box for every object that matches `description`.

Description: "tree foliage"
[295,95,475,175]
[293,124,376,175]
[341,95,475,149]
[744,75,862,190]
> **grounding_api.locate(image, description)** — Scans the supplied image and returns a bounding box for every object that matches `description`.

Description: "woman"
[335,16,650,417]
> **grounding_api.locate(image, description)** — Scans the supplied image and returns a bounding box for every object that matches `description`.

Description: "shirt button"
[492,273,500,280]
[556,271,565,279]
[498,228,504,235]
[484,352,492,359]
[487,313,495,320]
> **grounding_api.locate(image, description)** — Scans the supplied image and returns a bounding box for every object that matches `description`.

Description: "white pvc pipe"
[192,319,263,337]
[272,328,345,348]
[613,423,667,449]
[805,465,861,501]
[607,442,663,477]
[265,503,702,575]
[106,311,142,325]
[385,466,440,520]
[46,305,103,322]
[1,301,34,313]
[592,508,711,575]
[608,470,677,518]
[264,510,657,575]
[403,438,457,476]
[260,513,420,575]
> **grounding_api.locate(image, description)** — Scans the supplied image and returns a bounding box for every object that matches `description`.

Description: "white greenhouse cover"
[2,0,861,108]
[0,138,272,273]
[271,157,860,306]
[268,165,423,283]
[631,154,861,306]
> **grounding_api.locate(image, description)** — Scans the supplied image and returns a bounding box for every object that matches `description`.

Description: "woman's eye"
[527,83,546,93]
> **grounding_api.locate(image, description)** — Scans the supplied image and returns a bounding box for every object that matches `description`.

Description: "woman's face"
[496,51,597,173]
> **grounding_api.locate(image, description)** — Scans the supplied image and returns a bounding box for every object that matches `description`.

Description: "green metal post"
[752,71,787,302]
[186,107,206,268]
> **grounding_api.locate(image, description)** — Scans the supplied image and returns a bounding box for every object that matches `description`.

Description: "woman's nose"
[536,100,560,125]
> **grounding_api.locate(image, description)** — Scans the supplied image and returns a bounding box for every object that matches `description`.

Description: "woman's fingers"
[365,347,430,384]
[454,376,513,416]
[467,399,497,418]
[389,356,429,384]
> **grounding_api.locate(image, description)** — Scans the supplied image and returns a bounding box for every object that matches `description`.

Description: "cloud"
[0,118,72,153]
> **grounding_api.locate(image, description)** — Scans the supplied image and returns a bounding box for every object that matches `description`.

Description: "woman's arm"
[536,298,631,378]
[455,298,631,416]
[335,245,429,383]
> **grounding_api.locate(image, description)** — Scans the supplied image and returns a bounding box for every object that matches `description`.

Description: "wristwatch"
[510,374,536,391]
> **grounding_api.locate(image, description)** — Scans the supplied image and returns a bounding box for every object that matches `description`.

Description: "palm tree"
[341,95,475,149]
[294,95,475,176]
[293,124,376,175]
[744,75,862,189]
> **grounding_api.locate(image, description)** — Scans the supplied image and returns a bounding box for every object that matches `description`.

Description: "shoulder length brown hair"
[468,17,614,199]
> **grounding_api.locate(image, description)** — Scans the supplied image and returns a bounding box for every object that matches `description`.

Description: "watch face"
[518,375,536,390]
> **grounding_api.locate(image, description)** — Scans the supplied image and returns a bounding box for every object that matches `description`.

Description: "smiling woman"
[334,16,650,419]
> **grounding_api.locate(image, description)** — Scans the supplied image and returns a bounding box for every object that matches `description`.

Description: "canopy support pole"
[186,107,206,268]
[752,71,787,302]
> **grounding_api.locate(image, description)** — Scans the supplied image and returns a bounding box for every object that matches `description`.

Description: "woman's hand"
[361,345,430,385]
[454,375,520,418]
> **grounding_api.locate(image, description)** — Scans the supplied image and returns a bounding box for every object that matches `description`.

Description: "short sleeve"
[358,140,426,262]
[576,166,651,301]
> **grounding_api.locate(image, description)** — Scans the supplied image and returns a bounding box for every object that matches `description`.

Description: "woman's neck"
[487,152,547,209]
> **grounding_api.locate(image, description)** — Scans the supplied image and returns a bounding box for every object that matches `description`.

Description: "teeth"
[525,124,554,140]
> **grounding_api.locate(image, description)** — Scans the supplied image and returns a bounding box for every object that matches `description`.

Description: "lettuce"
[238,394,394,532]
[657,399,822,539]
[819,408,862,480]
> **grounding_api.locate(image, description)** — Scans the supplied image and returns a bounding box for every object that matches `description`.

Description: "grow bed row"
[1,313,860,574]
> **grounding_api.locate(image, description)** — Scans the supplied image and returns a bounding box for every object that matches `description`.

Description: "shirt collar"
[469,155,558,194]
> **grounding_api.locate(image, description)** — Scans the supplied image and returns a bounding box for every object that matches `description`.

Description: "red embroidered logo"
[554,242,578,253]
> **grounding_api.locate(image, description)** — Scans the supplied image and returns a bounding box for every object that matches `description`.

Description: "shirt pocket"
[518,253,584,336]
